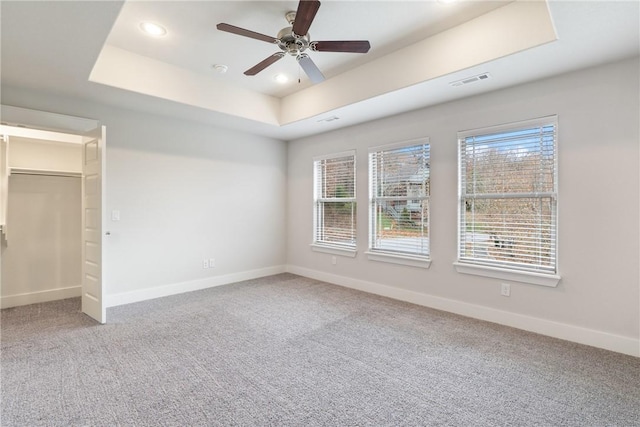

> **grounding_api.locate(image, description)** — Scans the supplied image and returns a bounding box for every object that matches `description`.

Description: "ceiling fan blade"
[292,0,321,36]
[297,54,325,84]
[312,40,371,53]
[216,23,276,44]
[244,53,285,76]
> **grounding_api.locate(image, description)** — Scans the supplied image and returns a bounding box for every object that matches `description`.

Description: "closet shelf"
[9,167,81,178]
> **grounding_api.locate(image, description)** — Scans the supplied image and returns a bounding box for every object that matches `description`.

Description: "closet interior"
[0,127,83,309]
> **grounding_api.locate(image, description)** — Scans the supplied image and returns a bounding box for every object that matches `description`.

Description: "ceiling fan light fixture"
[140,21,167,37]
[216,0,368,85]
[274,73,289,84]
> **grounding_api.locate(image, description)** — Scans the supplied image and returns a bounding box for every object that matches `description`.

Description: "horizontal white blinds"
[315,154,355,200]
[314,153,356,247]
[459,118,557,273]
[370,142,430,256]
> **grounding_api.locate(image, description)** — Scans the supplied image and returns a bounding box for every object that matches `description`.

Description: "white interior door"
[82,126,106,323]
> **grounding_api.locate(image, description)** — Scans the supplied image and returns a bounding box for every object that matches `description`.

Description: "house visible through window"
[313,151,356,252]
[457,116,558,282]
[369,140,430,261]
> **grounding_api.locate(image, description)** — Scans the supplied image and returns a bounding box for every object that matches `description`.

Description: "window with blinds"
[313,151,356,249]
[457,116,558,275]
[369,140,430,257]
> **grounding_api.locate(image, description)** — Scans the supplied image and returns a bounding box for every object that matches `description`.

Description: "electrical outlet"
[501,283,511,297]
[331,256,337,265]
[209,258,215,268]
[203,259,209,269]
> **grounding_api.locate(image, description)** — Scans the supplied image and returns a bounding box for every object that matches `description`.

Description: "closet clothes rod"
[9,167,82,178]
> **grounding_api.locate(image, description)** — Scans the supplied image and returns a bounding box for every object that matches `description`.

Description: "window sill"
[366,251,431,269]
[310,244,357,258]
[453,262,560,287]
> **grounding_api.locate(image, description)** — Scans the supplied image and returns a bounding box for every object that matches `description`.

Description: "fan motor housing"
[277,26,310,56]
[215,3,368,83]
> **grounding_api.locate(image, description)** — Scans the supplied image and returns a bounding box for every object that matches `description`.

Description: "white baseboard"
[286,265,639,358]
[106,265,287,308]
[1,285,81,308]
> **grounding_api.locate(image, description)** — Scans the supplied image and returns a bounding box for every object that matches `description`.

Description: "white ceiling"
[1,1,639,141]
[106,1,509,98]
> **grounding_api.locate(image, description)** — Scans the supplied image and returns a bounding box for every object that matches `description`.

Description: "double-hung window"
[368,139,431,267]
[312,151,356,255]
[456,116,559,286]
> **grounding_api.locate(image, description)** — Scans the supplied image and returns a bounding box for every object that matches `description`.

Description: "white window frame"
[311,150,357,257]
[366,139,431,268]
[454,116,560,287]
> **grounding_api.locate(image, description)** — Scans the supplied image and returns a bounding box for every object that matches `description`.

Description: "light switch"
[111,210,120,221]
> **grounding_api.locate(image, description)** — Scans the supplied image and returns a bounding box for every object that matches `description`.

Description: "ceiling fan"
[216,0,371,84]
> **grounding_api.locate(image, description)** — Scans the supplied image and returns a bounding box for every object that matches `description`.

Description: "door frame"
[1,105,107,322]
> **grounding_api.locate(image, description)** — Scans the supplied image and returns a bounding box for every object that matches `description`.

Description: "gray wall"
[286,58,640,356]
[1,88,288,304]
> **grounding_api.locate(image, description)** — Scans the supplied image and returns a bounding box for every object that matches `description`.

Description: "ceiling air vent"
[318,116,340,123]
[449,72,491,87]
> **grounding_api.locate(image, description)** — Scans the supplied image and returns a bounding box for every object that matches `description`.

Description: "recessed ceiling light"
[139,21,167,37]
[438,0,457,4]
[212,64,228,74]
[274,74,289,84]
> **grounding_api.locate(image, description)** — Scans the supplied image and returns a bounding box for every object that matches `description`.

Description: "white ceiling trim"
[281,0,557,125]
[90,45,280,125]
